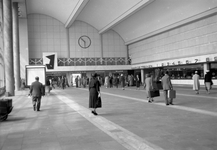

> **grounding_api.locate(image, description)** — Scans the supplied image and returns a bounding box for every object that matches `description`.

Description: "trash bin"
[0,99,13,121]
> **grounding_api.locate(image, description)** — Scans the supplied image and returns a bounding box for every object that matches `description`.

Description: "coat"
[89,77,101,108]
[192,74,200,90]
[135,76,140,87]
[161,74,173,90]
[144,77,154,97]
[29,80,44,97]
[204,72,212,83]
[119,76,125,87]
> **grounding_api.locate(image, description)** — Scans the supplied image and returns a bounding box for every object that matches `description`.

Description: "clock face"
[78,35,91,49]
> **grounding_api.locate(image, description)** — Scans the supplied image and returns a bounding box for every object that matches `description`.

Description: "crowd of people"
[104,74,141,90]
[29,70,214,113]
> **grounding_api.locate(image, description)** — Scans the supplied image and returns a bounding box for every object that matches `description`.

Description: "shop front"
[133,54,217,85]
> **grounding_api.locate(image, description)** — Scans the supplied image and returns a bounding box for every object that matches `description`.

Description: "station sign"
[132,53,217,69]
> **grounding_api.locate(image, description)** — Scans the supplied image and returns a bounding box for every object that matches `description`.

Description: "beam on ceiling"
[65,0,89,28]
[99,0,154,34]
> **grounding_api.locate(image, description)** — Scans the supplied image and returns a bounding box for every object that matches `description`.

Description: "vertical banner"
[43,52,57,70]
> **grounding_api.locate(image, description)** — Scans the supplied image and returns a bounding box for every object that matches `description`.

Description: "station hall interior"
[0,0,217,150]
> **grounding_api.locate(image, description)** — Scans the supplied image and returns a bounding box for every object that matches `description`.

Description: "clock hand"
[81,38,86,47]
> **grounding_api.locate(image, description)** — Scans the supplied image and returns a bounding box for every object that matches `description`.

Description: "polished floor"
[0,84,217,150]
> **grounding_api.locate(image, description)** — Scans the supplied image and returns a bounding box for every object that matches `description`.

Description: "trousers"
[32,96,41,110]
[163,90,173,104]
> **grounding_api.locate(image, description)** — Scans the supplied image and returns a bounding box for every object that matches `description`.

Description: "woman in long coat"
[192,71,200,94]
[89,73,101,115]
[135,75,140,90]
[144,73,154,103]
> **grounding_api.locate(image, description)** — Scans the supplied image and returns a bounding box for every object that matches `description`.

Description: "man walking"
[161,71,173,105]
[29,76,44,111]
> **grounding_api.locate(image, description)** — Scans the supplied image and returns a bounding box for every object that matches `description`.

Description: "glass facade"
[210,63,217,79]
[165,64,204,79]
[139,62,217,82]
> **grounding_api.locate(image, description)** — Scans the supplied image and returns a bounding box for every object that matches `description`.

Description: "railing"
[29,57,131,66]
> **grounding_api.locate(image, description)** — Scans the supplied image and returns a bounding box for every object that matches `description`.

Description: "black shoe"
[92,111,98,115]
[166,104,169,106]
[91,111,95,115]
[170,103,174,105]
[37,109,40,111]
[148,100,152,103]
[33,107,36,111]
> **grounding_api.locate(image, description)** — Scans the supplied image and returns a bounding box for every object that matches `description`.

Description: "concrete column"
[66,28,70,58]
[3,0,14,96]
[141,69,144,84]
[0,0,3,88]
[203,63,210,77]
[12,2,20,91]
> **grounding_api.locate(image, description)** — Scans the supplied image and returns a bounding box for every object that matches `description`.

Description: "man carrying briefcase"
[161,71,174,105]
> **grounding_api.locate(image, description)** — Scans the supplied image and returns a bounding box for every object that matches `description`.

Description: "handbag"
[149,90,160,97]
[95,96,102,108]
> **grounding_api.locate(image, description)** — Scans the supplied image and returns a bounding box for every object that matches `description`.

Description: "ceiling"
[14,0,217,44]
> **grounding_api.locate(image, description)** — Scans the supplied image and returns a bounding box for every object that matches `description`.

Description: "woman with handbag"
[89,73,101,115]
[144,73,154,103]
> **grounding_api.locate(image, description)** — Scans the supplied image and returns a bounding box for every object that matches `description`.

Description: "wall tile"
[129,14,217,64]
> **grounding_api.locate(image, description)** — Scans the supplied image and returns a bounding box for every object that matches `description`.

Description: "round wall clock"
[78,35,91,49]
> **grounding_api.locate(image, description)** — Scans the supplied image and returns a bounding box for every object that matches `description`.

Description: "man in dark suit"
[29,76,44,111]
[161,71,173,105]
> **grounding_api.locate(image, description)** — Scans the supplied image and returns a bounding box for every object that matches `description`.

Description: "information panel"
[26,65,46,86]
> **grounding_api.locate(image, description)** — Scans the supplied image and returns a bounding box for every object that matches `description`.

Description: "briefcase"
[150,90,160,97]
[168,90,176,99]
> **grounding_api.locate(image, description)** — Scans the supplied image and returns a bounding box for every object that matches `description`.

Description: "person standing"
[89,73,101,115]
[204,70,213,94]
[144,73,154,103]
[61,76,65,89]
[51,78,55,89]
[45,78,51,95]
[192,71,200,94]
[119,74,125,90]
[82,76,87,88]
[75,76,78,88]
[29,76,44,111]
[135,74,140,90]
[113,76,119,88]
[78,76,81,88]
[65,77,69,87]
[161,71,173,105]
[109,75,113,88]
[104,75,109,88]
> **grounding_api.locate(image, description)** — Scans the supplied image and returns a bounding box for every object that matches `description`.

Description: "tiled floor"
[0,85,217,150]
